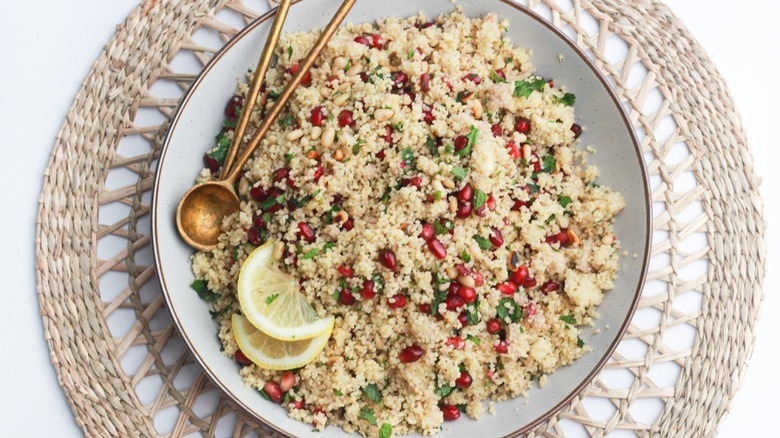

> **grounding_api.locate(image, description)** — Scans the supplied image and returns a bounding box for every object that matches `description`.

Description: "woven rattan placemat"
[35,0,765,436]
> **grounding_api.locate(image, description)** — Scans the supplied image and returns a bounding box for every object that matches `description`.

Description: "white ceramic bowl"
[152,0,651,436]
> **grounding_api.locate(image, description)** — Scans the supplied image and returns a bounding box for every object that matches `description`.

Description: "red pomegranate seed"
[354,35,370,46]
[370,33,383,49]
[515,117,531,134]
[495,282,517,296]
[410,176,422,188]
[263,381,283,403]
[509,266,529,285]
[280,371,296,392]
[379,249,397,271]
[441,404,461,421]
[494,340,509,354]
[249,185,268,202]
[491,124,502,137]
[454,264,471,277]
[273,167,290,183]
[423,108,435,124]
[571,123,582,138]
[458,184,473,202]
[252,213,265,229]
[494,69,507,81]
[313,164,324,182]
[489,228,504,248]
[524,302,538,316]
[445,295,465,311]
[360,280,376,299]
[486,194,496,211]
[342,218,354,231]
[377,149,387,160]
[203,154,220,172]
[529,153,541,172]
[337,265,353,277]
[458,312,469,327]
[310,106,325,127]
[235,349,252,366]
[415,21,434,29]
[312,408,326,427]
[427,239,447,260]
[458,286,476,304]
[453,135,469,152]
[420,223,435,241]
[399,344,424,363]
[507,141,521,159]
[419,303,431,313]
[448,282,461,296]
[522,277,537,289]
[248,227,264,246]
[446,336,465,349]
[359,72,369,83]
[264,188,284,213]
[297,222,315,243]
[475,205,487,218]
[541,280,561,295]
[486,318,502,334]
[472,272,484,287]
[420,73,431,92]
[404,90,417,104]
[225,95,243,117]
[463,73,482,85]
[289,398,305,410]
[339,289,355,305]
[387,293,407,309]
[383,125,394,145]
[455,371,473,389]
[456,201,472,219]
[338,110,355,128]
[547,79,555,87]
[391,71,408,89]
[510,199,526,211]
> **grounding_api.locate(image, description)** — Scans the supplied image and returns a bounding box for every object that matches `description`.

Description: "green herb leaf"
[426,136,438,156]
[467,306,480,326]
[301,248,319,260]
[560,315,577,325]
[322,242,336,253]
[284,153,295,163]
[513,77,546,98]
[553,92,576,106]
[430,289,447,315]
[278,114,295,128]
[466,334,481,345]
[344,60,352,72]
[558,195,572,208]
[472,189,488,209]
[433,221,447,236]
[433,190,442,201]
[461,250,472,263]
[379,423,392,438]
[505,57,514,64]
[391,122,404,132]
[472,234,492,250]
[287,45,293,60]
[334,389,343,397]
[331,290,340,301]
[455,126,479,158]
[490,70,507,83]
[362,384,382,403]
[352,138,366,155]
[402,147,416,170]
[359,406,378,426]
[192,279,220,302]
[191,279,206,293]
[208,135,231,165]
[435,384,455,397]
[265,293,279,305]
[407,48,414,59]
[451,167,467,181]
[371,273,385,294]
[497,297,522,323]
[577,336,585,348]
[542,155,557,173]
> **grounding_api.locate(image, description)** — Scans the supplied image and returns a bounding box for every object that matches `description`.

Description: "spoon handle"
[223,0,357,185]
[221,0,293,178]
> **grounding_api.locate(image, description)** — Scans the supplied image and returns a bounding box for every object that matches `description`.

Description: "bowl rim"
[151,1,651,436]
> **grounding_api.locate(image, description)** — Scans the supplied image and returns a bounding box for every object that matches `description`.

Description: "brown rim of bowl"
[152,1,651,436]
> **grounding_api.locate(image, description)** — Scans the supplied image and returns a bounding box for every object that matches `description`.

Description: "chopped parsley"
[466,334,481,345]
[466,303,480,325]
[208,135,231,165]
[490,70,507,83]
[432,190,442,201]
[472,189,488,209]
[278,114,295,128]
[401,147,416,170]
[352,138,366,155]
[430,288,447,315]
[505,57,514,64]
[560,315,577,325]
[191,279,220,302]
[577,336,585,348]
[391,121,404,132]
[343,60,352,72]
[513,76,546,98]
[261,194,285,210]
[359,406,377,426]
[553,92,576,106]
[407,48,414,59]
[284,152,295,163]
[497,297,522,323]
[435,383,455,397]
[451,166,468,181]
[301,247,319,260]
[265,293,279,305]
[426,136,438,156]
[433,221,448,236]
[334,389,343,396]
[287,45,293,60]
[558,195,573,208]
[461,250,472,263]
[455,126,479,158]
[362,384,382,403]
[379,423,392,438]
[472,234,492,250]
[542,155,557,173]
[371,273,385,294]
[322,242,336,253]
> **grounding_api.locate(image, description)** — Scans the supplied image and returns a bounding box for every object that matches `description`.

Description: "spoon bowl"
[175,180,240,252]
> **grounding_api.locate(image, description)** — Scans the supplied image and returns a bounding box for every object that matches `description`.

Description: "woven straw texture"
[35,0,765,436]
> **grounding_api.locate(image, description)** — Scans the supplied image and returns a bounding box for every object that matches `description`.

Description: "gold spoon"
[176,0,356,252]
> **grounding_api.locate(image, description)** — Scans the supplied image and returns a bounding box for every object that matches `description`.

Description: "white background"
[0,0,776,436]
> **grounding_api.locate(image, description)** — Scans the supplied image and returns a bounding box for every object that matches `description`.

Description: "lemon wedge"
[232,314,330,370]
[237,241,334,341]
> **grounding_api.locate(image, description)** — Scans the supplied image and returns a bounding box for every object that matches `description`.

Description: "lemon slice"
[232,314,330,370]
[238,241,334,341]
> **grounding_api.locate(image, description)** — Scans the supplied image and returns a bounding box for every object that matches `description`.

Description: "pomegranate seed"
[360,280,376,299]
[354,35,370,46]
[383,125,394,144]
[203,154,220,172]
[415,21,434,29]
[494,340,509,354]
[458,312,469,327]
[486,318,502,334]
[491,124,502,137]
[472,272,484,287]
[510,199,526,211]
[337,265,353,277]
[297,222,315,243]
[359,72,369,83]
[379,249,397,271]
[423,108,435,124]
[310,106,325,127]
[342,218,354,231]
[458,184,474,202]
[494,69,507,81]
[391,71,408,89]
[289,398,305,410]
[475,205,487,218]
[420,73,431,92]
[248,227,264,246]
[522,277,537,289]
[495,282,517,296]
[419,303,431,314]
[515,117,531,134]
[263,381,283,403]
[446,336,465,349]
[280,371,296,392]
[441,404,461,421]
[404,90,417,104]
[448,282,461,296]
[235,349,252,366]
[338,110,355,128]
[510,266,529,285]
[408,176,422,188]
[252,213,266,229]
[287,198,298,212]
[507,141,521,159]
[463,73,482,85]
[486,194,496,211]
[225,95,243,117]
[455,371,473,389]
[420,223,435,241]
[541,280,561,295]
[399,344,424,363]
[571,123,582,138]
[490,228,504,248]
[445,295,465,311]
[524,302,538,316]
[529,153,542,172]
[458,286,476,304]
[312,408,326,427]
[370,33,384,49]
[454,135,469,152]
[456,201,472,219]
[547,79,555,87]
[377,149,387,160]
[273,167,289,183]
[455,264,471,277]
[249,185,268,202]
[339,289,355,305]
[264,187,284,213]
[387,293,407,309]
[313,164,324,181]
[427,239,447,260]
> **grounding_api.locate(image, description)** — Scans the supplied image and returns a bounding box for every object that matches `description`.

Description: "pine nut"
[321,126,335,148]
[521,143,532,161]
[334,210,349,223]
[319,86,332,98]
[286,129,304,141]
[238,178,250,197]
[334,149,345,161]
[333,92,350,106]
[567,228,580,246]
[266,134,278,146]
[442,177,455,189]
[449,196,457,213]
[345,64,362,77]
[458,275,476,288]
[374,108,394,122]
[272,241,285,260]
[333,56,348,70]
[311,126,322,139]
[445,267,458,279]
[472,99,483,119]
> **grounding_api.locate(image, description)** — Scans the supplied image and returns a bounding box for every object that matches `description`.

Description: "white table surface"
[1,1,776,436]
